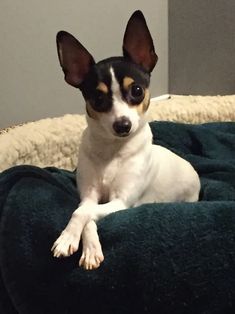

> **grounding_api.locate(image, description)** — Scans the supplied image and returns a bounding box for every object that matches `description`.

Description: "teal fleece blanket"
[0,121,235,314]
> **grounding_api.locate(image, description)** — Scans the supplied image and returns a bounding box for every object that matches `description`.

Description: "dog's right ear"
[123,11,158,73]
[56,31,95,87]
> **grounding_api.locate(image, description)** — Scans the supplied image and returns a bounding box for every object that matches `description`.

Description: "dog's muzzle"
[113,116,132,137]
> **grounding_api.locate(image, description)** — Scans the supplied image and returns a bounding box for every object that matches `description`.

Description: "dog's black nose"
[113,116,132,136]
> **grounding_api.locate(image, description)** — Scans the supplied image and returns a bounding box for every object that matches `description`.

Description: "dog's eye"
[129,84,145,104]
[96,93,104,106]
[90,92,112,112]
[131,84,143,97]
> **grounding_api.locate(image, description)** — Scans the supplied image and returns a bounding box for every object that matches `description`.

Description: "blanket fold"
[0,122,235,314]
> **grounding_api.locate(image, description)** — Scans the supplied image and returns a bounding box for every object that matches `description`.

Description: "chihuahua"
[52,10,200,270]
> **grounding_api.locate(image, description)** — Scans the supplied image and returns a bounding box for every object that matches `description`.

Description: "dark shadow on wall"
[169,0,235,95]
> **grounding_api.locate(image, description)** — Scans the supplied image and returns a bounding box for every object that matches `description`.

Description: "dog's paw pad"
[51,230,80,258]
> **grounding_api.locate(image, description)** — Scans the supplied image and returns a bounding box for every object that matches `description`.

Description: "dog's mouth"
[114,131,131,138]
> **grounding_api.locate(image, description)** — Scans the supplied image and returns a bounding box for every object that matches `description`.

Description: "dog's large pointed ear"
[123,10,158,73]
[56,31,95,87]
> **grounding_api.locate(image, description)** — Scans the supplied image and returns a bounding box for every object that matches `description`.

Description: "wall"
[0,0,168,128]
[169,0,235,95]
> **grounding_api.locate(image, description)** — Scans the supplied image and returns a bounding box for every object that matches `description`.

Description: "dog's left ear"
[123,10,158,73]
[56,31,95,87]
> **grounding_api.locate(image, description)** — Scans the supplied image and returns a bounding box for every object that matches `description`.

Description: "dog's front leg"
[52,197,127,271]
[52,199,97,258]
[52,212,104,270]
[79,220,104,270]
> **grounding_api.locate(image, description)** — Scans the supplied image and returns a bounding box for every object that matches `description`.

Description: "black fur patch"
[79,57,150,112]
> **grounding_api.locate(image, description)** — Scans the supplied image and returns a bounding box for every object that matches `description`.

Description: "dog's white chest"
[101,158,119,187]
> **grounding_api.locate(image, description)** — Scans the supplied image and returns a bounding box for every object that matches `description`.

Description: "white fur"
[52,68,200,270]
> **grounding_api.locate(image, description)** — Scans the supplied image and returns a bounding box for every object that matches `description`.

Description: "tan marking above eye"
[96,82,108,94]
[123,77,134,90]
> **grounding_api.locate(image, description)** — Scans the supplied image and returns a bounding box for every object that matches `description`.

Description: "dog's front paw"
[51,230,81,258]
[79,242,104,270]
[78,220,104,270]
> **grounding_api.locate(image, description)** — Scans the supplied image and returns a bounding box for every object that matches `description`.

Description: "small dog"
[52,10,200,270]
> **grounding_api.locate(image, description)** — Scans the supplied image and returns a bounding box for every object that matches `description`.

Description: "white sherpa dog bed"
[0,95,235,172]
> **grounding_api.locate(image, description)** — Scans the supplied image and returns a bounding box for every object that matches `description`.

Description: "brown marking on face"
[134,89,150,115]
[96,82,108,94]
[123,77,134,90]
[86,101,101,120]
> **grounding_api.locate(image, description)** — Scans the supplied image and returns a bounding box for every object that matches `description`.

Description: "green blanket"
[0,122,235,314]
